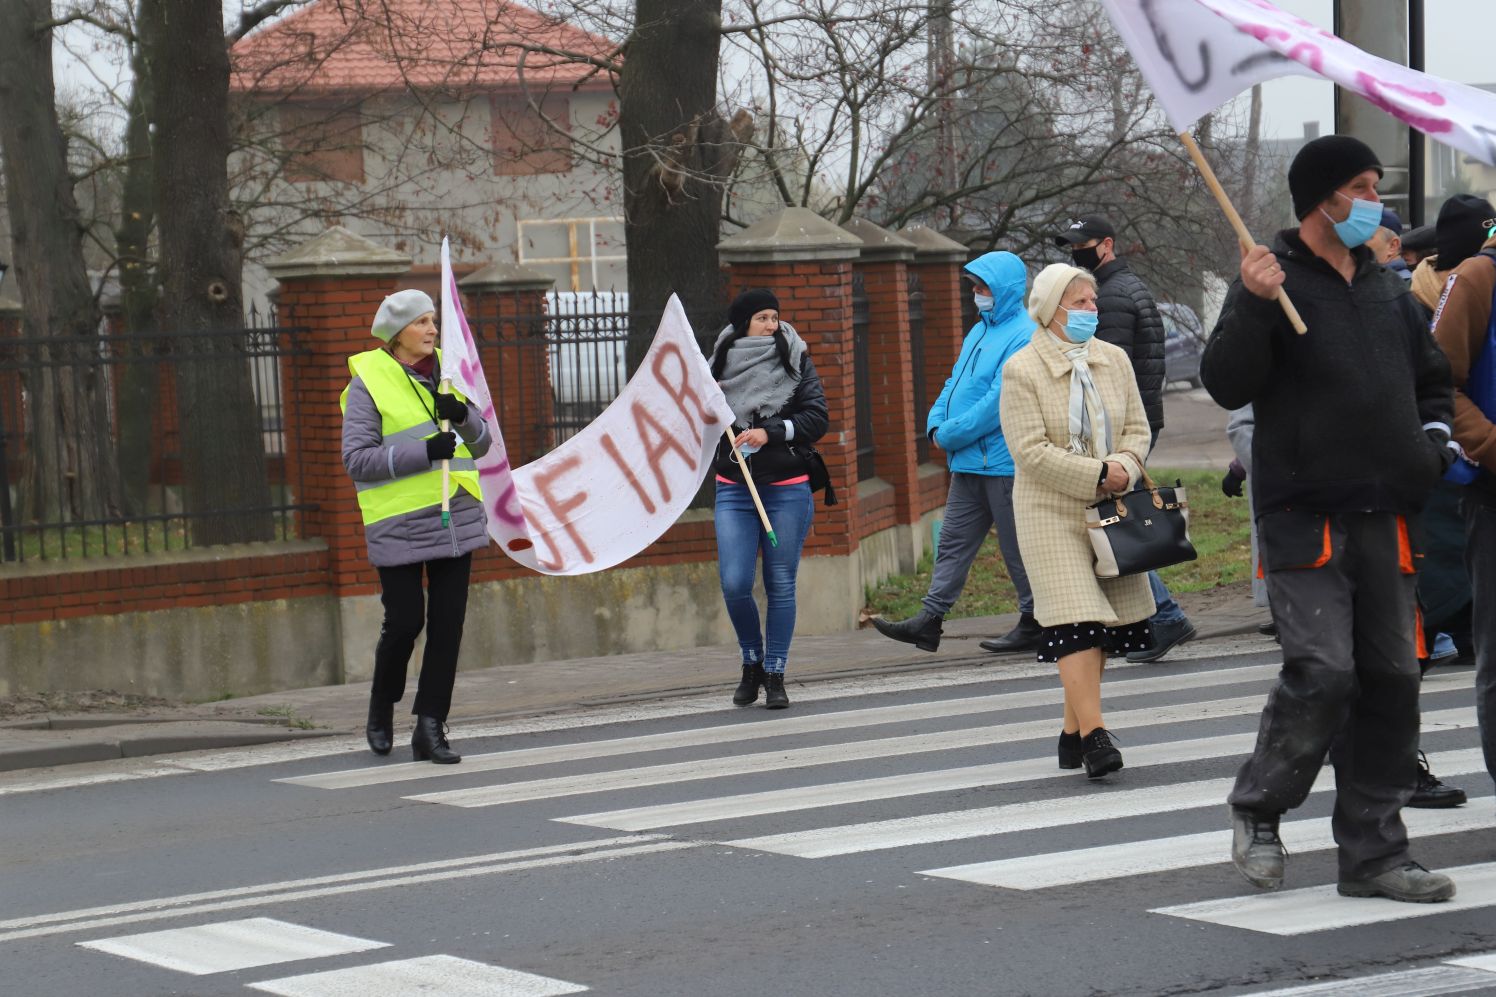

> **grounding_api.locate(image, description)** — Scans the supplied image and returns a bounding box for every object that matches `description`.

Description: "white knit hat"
[371,288,435,343]
[1028,263,1093,328]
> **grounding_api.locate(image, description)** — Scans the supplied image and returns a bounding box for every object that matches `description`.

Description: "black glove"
[426,431,457,462]
[1221,459,1246,498]
[1427,428,1458,473]
[433,392,467,425]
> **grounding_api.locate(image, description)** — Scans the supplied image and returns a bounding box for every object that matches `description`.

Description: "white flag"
[1101,0,1496,166]
[438,238,735,575]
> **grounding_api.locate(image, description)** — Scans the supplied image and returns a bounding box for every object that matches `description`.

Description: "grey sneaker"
[1229,806,1286,890]
[1338,861,1455,903]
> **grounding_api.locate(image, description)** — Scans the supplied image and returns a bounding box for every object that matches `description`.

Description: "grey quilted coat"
[1093,258,1166,434]
[341,358,492,567]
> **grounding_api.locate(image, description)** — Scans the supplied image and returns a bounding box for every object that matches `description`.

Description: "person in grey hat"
[341,287,492,763]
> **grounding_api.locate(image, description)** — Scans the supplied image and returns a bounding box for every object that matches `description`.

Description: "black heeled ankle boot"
[763,672,790,709]
[1081,728,1122,779]
[366,698,394,756]
[733,662,765,706]
[1057,730,1082,770]
[412,715,461,764]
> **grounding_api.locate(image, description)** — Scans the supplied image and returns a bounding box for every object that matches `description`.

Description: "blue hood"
[963,252,1028,324]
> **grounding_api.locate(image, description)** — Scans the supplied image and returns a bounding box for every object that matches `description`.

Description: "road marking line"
[281,664,1283,790]
[721,736,1484,858]
[1152,861,1496,935]
[77,917,387,975]
[1447,952,1496,973]
[1241,964,1496,997]
[0,838,691,943]
[920,775,1489,889]
[248,954,588,997]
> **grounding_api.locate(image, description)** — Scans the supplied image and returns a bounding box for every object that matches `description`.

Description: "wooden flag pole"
[439,376,452,528]
[724,429,778,548]
[1179,131,1308,335]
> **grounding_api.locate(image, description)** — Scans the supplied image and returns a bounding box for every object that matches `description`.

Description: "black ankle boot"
[733,662,765,706]
[366,698,394,756]
[412,715,461,764]
[872,609,944,652]
[980,613,1043,653]
[763,672,789,709]
[1081,728,1122,779]
[1057,730,1082,770]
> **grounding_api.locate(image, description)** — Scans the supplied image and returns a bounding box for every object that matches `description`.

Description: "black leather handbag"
[790,444,837,506]
[1085,468,1196,578]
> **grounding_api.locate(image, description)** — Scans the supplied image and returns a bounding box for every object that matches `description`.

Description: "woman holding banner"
[710,289,828,710]
[341,288,491,763]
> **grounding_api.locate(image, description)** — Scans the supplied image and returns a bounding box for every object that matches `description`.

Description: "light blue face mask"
[1060,307,1099,343]
[1323,192,1382,249]
[973,293,995,313]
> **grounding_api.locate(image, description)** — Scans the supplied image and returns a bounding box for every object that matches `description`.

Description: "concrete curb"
[0,722,335,773]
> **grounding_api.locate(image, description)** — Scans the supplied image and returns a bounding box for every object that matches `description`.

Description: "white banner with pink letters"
[439,239,734,575]
[1102,0,1496,165]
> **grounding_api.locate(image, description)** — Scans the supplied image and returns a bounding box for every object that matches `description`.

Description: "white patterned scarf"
[1046,332,1111,457]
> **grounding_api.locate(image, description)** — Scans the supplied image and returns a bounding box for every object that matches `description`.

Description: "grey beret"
[371,288,435,343]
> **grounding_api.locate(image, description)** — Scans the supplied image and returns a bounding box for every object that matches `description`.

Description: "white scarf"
[1046,332,1111,457]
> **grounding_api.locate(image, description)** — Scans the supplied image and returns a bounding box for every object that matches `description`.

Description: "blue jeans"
[715,480,814,674]
[1148,570,1187,626]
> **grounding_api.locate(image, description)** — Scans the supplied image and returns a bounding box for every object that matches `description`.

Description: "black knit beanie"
[1434,193,1496,272]
[1288,136,1384,220]
[729,288,780,334]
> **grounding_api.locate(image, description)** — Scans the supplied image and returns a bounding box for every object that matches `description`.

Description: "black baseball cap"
[1400,224,1436,253]
[1053,215,1116,248]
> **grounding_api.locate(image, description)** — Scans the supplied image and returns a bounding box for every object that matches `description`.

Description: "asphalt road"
[4,639,1494,997]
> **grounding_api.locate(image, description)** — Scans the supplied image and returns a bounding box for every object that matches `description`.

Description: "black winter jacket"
[1201,229,1455,517]
[712,354,830,486]
[1094,258,1167,434]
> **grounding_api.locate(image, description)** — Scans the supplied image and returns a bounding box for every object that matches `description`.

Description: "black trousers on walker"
[1227,511,1422,880]
[372,553,472,722]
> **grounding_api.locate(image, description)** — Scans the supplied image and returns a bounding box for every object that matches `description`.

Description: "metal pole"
[1408,0,1426,226]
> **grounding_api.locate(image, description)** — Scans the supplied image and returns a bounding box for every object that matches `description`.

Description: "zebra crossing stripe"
[722,736,1486,858]
[247,954,588,996]
[1153,861,1496,934]
[77,917,387,975]
[1241,963,1496,997]
[279,663,1285,791]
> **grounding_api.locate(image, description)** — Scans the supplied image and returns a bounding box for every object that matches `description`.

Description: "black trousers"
[372,553,473,722]
[1227,511,1421,880]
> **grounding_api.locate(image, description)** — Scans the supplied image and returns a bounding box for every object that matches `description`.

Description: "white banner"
[439,241,735,575]
[1101,0,1496,166]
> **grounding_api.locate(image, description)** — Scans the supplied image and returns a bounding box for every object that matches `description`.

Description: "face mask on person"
[1059,306,1099,342]
[1322,191,1382,249]
[1070,245,1102,272]
[973,292,995,313]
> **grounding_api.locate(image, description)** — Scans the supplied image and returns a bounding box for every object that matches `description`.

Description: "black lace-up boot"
[412,715,461,764]
[733,663,765,707]
[1057,730,1083,770]
[763,672,790,710]
[1229,806,1286,890]
[1081,728,1123,778]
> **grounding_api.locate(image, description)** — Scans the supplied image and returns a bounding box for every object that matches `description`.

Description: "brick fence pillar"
[897,225,969,472]
[265,226,411,597]
[718,207,862,557]
[459,262,555,467]
[842,217,919,528]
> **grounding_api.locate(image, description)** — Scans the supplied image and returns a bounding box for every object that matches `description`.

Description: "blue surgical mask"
[973,293,995,313]
[1323,192,1382,249]
[1061,307,1099,342]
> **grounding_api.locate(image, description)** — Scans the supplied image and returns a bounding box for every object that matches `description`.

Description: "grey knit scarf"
[712,321,806,425]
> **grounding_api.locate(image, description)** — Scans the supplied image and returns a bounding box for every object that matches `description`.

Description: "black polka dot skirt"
[1036,621,1153,664]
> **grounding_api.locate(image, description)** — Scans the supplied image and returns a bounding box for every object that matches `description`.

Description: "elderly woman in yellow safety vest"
[340,288,491,764]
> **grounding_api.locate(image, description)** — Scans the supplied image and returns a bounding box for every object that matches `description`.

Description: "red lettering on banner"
[650,343,720,432]
[632,400,695,504]
[1356,72,1454,134]
[601,431,658,514]
[529,454,593,571]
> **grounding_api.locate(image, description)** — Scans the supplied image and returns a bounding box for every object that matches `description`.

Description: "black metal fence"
[0,311,314,562]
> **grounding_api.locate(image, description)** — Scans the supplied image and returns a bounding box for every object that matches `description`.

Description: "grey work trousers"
[1464,486,1496,792]
[1227,511,1421,880]
[922,472,1033,618]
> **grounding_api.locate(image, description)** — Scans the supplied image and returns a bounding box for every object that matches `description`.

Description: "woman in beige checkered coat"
[999,263,1154,778]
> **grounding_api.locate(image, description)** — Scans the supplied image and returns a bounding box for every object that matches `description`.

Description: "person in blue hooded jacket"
[874,251,1040,653]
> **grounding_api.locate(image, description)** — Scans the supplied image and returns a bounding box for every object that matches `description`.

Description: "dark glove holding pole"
[426,431,457,462]
[1427,427,1458,473]
[1221,458,1246,498]
[433,392,467,425]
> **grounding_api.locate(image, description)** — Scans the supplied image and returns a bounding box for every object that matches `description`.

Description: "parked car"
[1159,302,1205,390]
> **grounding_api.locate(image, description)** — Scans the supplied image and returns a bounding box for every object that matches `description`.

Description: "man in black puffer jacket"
[1055,214,1192,662]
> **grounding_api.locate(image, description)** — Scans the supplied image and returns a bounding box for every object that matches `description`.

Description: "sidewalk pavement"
[0,590,1271,774]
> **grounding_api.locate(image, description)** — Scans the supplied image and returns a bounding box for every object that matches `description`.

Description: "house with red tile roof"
[230,0,624,298]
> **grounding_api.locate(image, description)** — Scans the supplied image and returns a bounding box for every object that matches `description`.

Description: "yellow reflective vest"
[340,348,482,526]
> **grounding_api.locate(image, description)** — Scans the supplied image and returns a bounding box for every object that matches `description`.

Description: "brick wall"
[857,259,919,527]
